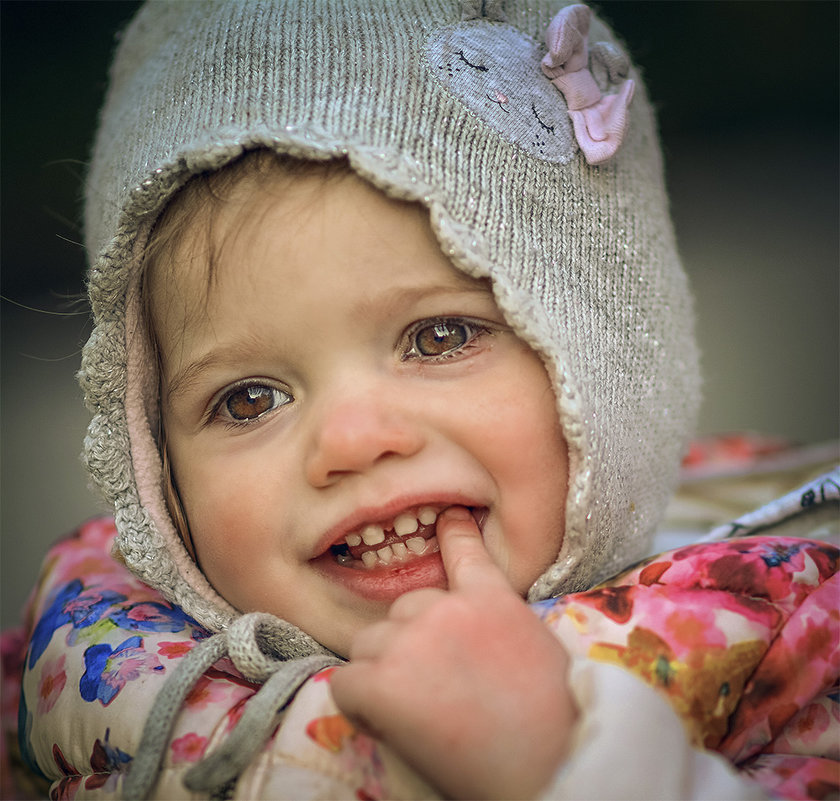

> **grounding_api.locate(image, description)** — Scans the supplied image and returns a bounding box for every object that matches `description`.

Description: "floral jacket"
[2,471,838,800]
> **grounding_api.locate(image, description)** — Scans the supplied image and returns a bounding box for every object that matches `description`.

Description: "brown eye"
[401,317,492,363]
[414,322,468,356]
[223,385,290,421]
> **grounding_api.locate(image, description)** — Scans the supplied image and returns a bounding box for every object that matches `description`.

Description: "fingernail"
[444,506,472,520]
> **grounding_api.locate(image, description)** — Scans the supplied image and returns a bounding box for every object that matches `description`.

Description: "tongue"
[347,521,436,559]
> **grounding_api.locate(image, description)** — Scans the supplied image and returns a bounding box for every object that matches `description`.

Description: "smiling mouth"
[329,505,485,570]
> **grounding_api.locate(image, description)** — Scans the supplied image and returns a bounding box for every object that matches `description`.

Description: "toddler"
[8,2,837,799]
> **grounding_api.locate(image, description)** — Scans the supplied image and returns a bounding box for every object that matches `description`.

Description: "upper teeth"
[418,507,437,525]
[394,513,418,536]
[361,525,385,545]
[347,506,439,548]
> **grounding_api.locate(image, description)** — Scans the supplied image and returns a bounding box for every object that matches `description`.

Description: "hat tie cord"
[122,612,342,800]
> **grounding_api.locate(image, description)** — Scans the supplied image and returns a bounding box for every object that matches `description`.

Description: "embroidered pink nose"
[493,90,508,105]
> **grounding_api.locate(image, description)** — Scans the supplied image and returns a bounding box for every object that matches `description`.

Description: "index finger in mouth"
[436,506,510,594]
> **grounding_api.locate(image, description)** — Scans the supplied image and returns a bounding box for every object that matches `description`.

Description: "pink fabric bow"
[541,4,635,165]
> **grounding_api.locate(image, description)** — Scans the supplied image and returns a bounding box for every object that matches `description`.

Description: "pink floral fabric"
[2,514,838,799]
[536,537,839,799]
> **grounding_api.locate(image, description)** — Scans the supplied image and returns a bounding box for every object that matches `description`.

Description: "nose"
[304,394,425,487]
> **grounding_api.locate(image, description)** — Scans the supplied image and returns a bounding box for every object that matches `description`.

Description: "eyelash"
[207,380,293,430]
[207,317,494,429]
[457,50,488,72]
[531,103,555,133]
[400,316,492,363]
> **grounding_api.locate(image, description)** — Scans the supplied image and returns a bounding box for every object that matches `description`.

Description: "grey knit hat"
[80,0,700,637]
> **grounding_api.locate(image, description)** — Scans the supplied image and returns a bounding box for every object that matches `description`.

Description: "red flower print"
[38,654,67,715]
[313,666,339,682]
[784,701,832,747]
[577,586,635,623]
[52,742,80,777]
[306,714,355,752]
[664,605,727,661]
[50,744,81,801]
[157,640,195,660]
[639,560,671,586]
[171,732,209,764]
[224,695,248,732]
[185,674,230,709]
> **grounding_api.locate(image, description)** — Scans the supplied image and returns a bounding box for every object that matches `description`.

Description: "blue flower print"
[65,588,128,629]
[28,581,130,669]
[759,542,802,568]
[80,636,164,706]
[108,601,197,634]
[28,580,82,669]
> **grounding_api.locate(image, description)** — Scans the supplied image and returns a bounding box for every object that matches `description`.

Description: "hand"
[330,507,578,800]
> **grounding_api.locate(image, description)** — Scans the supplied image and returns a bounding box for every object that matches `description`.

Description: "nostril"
[305,407,424,487]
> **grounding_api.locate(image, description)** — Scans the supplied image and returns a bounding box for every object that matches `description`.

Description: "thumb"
[437,506,510,594]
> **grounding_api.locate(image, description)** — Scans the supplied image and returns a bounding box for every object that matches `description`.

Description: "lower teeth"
[333,536,439,569]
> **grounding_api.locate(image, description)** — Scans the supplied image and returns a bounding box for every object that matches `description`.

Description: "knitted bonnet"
[81,0,700,639]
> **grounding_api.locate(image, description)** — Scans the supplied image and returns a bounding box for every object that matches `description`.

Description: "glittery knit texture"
[81,0,700,637]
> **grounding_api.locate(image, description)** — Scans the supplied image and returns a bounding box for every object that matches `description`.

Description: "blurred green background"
[2,1,838,627]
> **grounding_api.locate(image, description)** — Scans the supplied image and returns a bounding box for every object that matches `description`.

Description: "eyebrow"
[163,336,272,405]
[351,277,491,324]
[163,278,493,404]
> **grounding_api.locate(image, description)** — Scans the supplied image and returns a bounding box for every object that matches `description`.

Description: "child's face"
[151,166,568,657]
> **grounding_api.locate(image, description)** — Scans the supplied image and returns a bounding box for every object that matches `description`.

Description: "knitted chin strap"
[122,613,341,800]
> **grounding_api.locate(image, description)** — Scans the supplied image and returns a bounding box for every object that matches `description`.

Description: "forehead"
[146,164,491,348]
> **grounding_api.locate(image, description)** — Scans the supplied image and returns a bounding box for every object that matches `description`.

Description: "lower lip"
[312,550,448,602]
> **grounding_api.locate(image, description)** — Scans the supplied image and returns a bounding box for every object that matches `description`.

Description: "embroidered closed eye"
[531,103,555,134]
[457,50,488,71]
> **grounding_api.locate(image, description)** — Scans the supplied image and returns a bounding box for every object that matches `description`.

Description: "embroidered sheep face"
[426,22,578,164]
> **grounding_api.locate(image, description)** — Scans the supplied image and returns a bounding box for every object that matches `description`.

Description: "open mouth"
[329,505,484,570]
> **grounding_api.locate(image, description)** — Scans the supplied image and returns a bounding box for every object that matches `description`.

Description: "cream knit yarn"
[80,0,700,637]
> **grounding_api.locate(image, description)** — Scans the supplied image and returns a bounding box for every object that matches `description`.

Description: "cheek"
[173,448,277,568]
[484,349,566,475]
[175,461,294,615]
[482,350,568,587]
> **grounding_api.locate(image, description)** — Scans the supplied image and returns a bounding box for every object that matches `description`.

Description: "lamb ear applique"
[541,3,634,165]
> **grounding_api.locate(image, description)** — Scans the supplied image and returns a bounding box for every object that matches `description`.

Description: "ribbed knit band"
[80,0,700,634]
